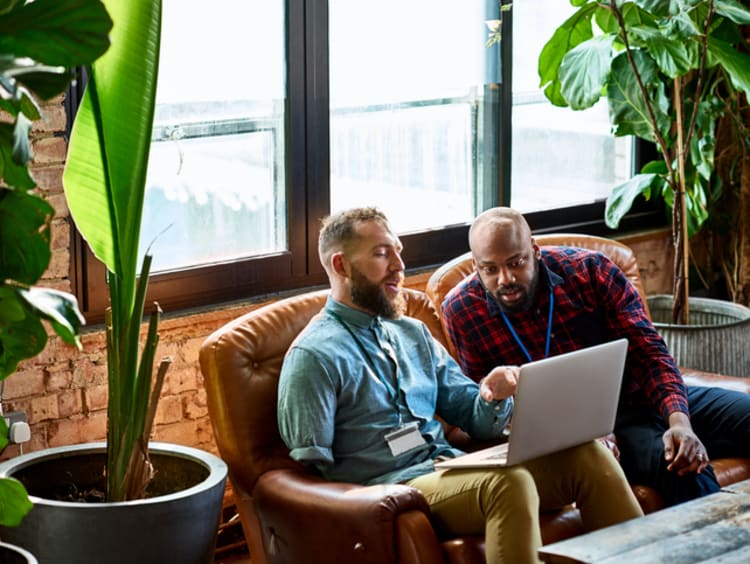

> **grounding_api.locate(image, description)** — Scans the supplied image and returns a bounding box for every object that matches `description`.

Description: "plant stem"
[673,78,690,324]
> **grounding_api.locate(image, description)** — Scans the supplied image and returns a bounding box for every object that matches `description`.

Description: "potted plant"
[0,0,108,534]
[538,0,750,375]
[0,1,227,562]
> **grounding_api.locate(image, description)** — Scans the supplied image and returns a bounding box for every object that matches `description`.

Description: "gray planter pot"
[647,295,750,377]
[0,542,37,563]
[0,442,227,564]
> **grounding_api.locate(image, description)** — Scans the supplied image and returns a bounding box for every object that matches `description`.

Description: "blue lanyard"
[328,310,401,405]
[500,287,554,363]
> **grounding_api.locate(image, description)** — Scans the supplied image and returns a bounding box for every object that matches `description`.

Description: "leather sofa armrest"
[253,468,442,563]
[680,367,750,393]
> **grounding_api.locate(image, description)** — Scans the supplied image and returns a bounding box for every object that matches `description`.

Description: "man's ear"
[332,252,348,277]
[531,238,541,260]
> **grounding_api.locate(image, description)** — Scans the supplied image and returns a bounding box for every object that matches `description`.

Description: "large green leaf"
[630,25,694,78]
[0,123,35,189]
[0,189,52,285]
[63,0,160,310]
[0,287,47,379]
[0,0,111,67]
[0,477,33,527]
[607,50,671,141]
[714,0,750,24]
[559,35,615,110]
[605,173,659,229]
[708,37,750,100]
[538,2,598,107]
[19,287,84,347]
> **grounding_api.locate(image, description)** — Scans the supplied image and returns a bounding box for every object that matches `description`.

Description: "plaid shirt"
[441,246,688,422]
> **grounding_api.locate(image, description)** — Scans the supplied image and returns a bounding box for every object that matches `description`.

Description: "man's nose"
[391,253,405,272]
[497,266,515,286]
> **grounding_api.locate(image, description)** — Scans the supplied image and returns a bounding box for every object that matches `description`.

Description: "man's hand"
[479,366,520,402]
[664,412,709,476]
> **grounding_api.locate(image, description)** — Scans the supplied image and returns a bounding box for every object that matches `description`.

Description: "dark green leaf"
[0,189,52,284]
[640,159,668,175]
[538,3,598,105]
[630,25,694,77]
[16,67,76,101]
[605,173,659,229]
[17,87,41,121]
[633,0,678,17]
[0,477,32,527]
[559,35,616,110]
[714,0,750,24]
[19,287,84,347]
[607,50,671,141]
[0,0,112,67]
[0,287,47,380]
[0,417,7,451]
[0,126,35,189]
[708,37,750,100]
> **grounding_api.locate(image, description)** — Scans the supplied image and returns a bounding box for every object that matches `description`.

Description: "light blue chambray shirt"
[277,297,513,485]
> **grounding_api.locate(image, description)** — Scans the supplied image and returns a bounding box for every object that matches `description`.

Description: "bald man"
[441,206,750,507]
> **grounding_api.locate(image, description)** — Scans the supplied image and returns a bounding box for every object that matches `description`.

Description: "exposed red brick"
[31,137,67,164]
[34,103,67,134]
[30,164,64,192]
[29,394,60,424]
[45,368,72,392]
[47,412,107,447]
[2,370,45,400]
[58,390,83,418]
[154,394,183,425]
[83,385,108,412]
[183,388,208,420]
[161,367,198,396]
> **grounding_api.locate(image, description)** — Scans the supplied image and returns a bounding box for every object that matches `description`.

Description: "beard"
[487,260,540,314]
[350,266,405,319]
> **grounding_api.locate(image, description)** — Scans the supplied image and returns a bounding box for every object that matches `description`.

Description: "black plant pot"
[0,442,227,564]
[0,542,37,563]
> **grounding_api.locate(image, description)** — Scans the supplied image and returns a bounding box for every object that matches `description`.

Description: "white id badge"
[385,421,426,456]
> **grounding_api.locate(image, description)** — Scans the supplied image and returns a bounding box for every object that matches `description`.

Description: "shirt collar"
[326,296,381,330]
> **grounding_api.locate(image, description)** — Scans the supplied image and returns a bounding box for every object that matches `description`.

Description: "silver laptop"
[435,338,628,469]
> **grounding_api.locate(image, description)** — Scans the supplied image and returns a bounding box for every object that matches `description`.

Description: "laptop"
[434,338,628,469]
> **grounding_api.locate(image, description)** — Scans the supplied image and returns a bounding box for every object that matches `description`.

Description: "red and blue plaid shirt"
[441,246,688,422]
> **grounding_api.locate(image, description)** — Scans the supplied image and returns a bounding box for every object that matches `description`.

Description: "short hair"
[318,207,389,267]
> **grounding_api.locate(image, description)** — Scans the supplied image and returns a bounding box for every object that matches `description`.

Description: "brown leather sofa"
[425,233,750,514]
[199,233,750,564]
[200,287,594,564]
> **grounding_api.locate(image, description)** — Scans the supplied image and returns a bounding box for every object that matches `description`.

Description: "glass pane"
[329,0,498,233]
[511,1,633,213]
[141,0,286,273]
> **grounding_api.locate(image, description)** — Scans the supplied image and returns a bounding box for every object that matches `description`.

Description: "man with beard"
[441,206,750,509]
[277,207,643,563]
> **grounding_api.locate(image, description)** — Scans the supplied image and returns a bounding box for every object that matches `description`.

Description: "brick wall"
[0,96,675,471]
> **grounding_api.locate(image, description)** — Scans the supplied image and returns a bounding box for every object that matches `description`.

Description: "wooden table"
[538,478,750,563]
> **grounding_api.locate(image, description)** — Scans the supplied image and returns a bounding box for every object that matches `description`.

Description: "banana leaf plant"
[0,0,111,524]
[62,0,167,502]
[539,0,750,324]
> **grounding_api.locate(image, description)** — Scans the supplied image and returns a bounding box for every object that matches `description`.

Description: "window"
[70,1,661,323]
[511,0,633,214]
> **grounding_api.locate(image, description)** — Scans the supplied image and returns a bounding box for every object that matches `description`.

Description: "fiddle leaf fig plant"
[0,0,112,525]
[62,0,165,502]
[539,0,750,323]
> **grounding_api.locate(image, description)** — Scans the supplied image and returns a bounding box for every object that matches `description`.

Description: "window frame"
[66,1,666,324]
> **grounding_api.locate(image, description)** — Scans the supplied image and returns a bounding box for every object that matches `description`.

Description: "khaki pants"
[406,441,643,564]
